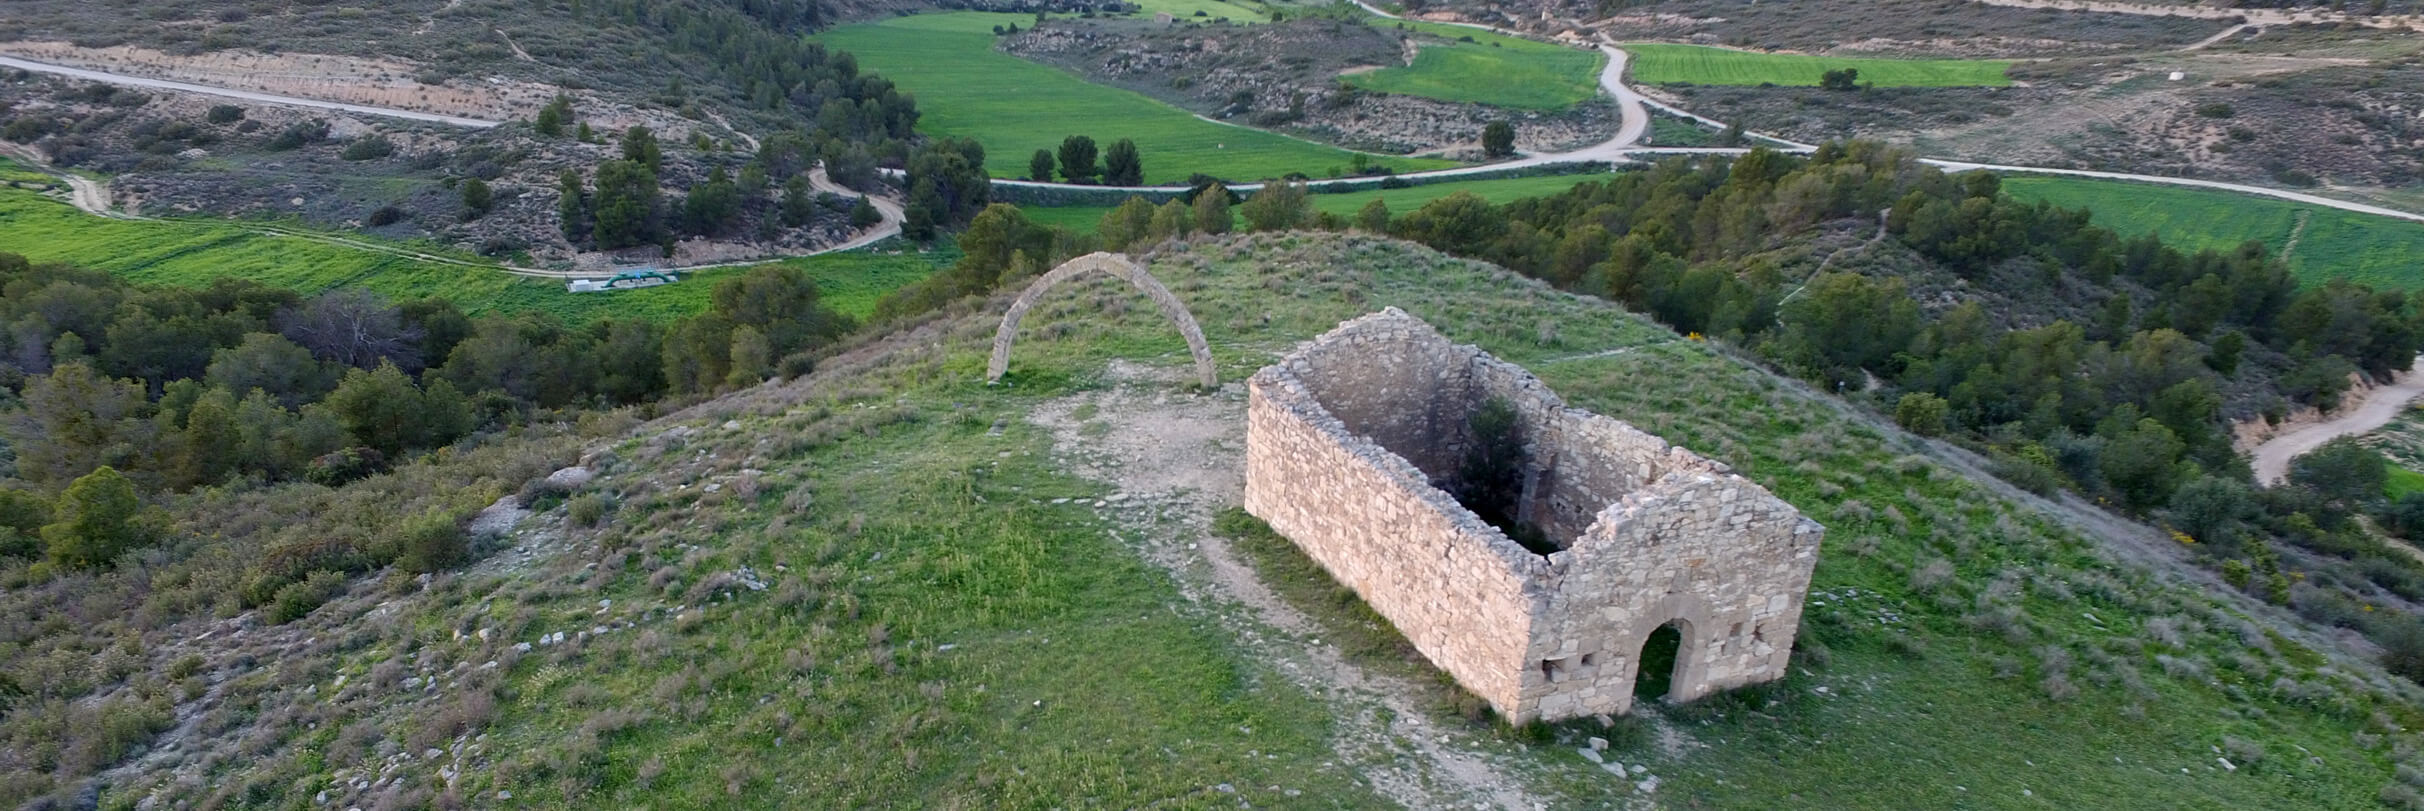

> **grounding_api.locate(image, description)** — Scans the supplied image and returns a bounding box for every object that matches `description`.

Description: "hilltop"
[14,231,2424,807]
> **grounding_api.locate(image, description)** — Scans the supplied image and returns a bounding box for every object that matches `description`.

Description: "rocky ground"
[1654,52,2424,188]
[1450,0,2230,56]
[1005,17,1620,158]
[0,72,866,268]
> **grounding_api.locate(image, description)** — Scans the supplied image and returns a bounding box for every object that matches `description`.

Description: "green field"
[0,183,935,322]
[1022,172,1611,233]
[1120,0,1269,21]
[818,12,1455,185]
[1622,42,2013,87]
[1346,19,1606,110]
[2002,176,2424,290]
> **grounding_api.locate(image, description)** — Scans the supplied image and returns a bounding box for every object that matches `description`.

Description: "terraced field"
[817,12,1455,185]
[1623,42,2014,87]
[2002,176,2424,290]
[0,183,936,322]
[1347,19,1606,109]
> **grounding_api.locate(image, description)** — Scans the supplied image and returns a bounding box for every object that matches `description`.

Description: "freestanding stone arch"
[986,252,1217,388]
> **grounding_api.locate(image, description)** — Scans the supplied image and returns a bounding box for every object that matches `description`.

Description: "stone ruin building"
[1243,309,1824,722]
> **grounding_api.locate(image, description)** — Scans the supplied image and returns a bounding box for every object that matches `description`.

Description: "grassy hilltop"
[63,231,2424,807]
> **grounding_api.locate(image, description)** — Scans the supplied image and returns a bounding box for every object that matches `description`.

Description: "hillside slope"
[26,233,2424,808]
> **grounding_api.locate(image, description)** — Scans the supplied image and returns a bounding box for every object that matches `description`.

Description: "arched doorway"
[1633,622,1685,704]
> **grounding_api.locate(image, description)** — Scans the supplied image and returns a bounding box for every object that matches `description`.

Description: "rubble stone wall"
[1244,308,1823,722]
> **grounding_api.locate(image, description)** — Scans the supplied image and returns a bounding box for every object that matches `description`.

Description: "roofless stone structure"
[1243,309,1824,722]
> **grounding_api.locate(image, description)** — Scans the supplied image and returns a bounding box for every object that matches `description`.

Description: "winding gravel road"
[2252,356,2424,484]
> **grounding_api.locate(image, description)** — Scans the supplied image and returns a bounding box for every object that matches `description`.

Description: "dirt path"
[2252,355,2424,484]
[494,29,536,62]
[1031,361,1566,810]
[2177,22,2252,52]
[2281,209,2311,264]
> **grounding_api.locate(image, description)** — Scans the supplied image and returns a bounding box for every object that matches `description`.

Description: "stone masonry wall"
[1244,308,1824,723]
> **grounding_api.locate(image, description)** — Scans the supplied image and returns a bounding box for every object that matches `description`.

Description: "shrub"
[1910,558,1955,592]
[395,509,467,573]
[2195,102,2235,118]
[267,119,328,150]
[2379,616,2424,684]
[341,135,396,161]
[205,104,245,124]
[42,466,150,570]
[268,570,346,623]
[460,177,494,218]
[567,493,610,527]
[1892,392,1948,436]
[306,447,387,487]
[365,205,409,227]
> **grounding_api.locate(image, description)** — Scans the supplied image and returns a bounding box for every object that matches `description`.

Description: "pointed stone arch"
[986,251,1217,388]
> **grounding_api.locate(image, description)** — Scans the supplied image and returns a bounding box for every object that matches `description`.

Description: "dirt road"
[2251,356,2424,485]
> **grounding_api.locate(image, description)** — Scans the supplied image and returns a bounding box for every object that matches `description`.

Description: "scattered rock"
[545,466,594,490]
[468,496,529,539]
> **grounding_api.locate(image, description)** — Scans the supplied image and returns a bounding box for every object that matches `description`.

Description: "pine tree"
[1057,135,1099,184]
[1103,138,1143,186]
[42,466,148,570]
[556,169,588,242]
[1191,184,1232,234]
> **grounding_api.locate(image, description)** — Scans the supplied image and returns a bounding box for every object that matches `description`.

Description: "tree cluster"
[1032,135,1144,185]
[0,254,848,570]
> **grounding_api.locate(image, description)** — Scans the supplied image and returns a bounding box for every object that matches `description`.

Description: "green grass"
[1649,115,1715,147]
[1021,172,1612,233]
[2389,466,2424,499]
[1622,42,2013,87]
[2002,176,2424,290]
[818,12,1455,185]
[0,184,938,322]
[1345,19,1606,110]
[1121,0,1268,22]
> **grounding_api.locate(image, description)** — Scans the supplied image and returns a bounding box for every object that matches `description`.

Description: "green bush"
[42,466,150,570]
[341,135,396,161]
[205,105,244,124]
[266,120,327,150]
[2379,616,2424,685]
[306,447,387,487]
[567,493,610,527]
[268,570,346,624]
[395,510,467,573]
[1893,392,1948,437]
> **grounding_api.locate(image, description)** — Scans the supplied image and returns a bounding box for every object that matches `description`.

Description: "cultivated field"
[1623,43,2014,87]
[1346,20,1607,110]
[2002,176,2424,290]
[1020,172,1613,233]
[1122,0,1272,22]
[817,12,1454,185]
[0,183,935,322]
